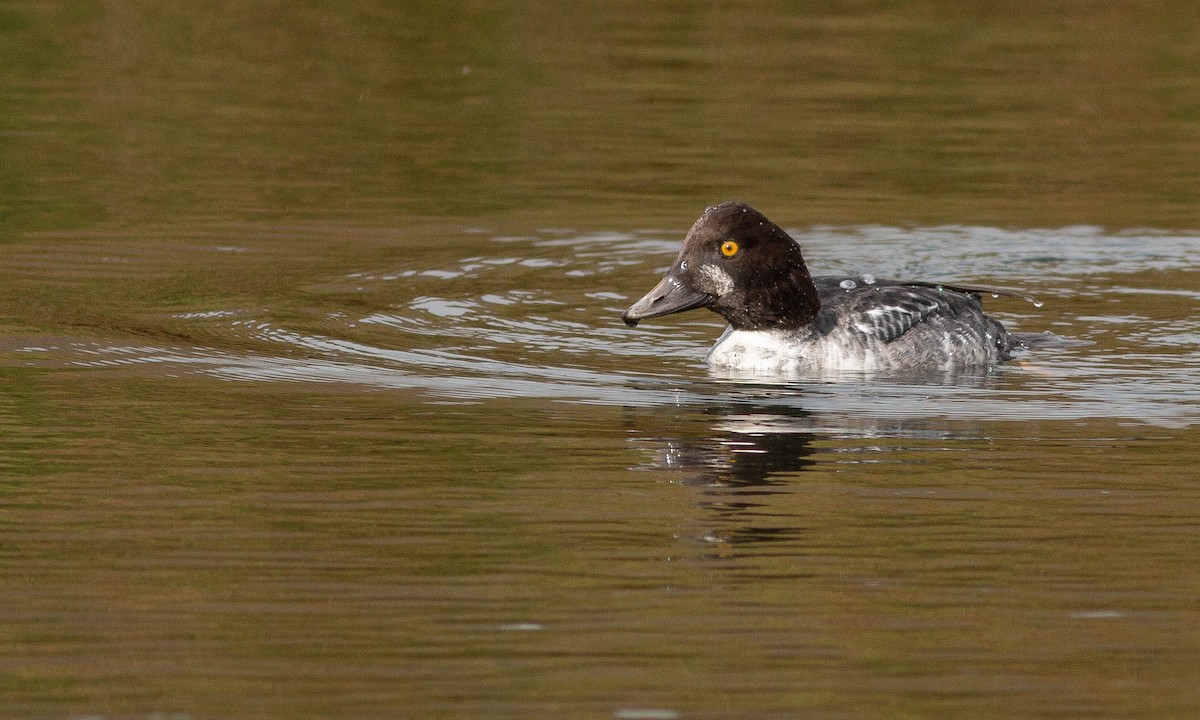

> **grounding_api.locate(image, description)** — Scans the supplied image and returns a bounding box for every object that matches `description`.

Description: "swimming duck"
[622,201,1034,373]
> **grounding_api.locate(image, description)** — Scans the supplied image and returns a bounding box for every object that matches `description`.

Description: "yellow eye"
[720,240,739,257]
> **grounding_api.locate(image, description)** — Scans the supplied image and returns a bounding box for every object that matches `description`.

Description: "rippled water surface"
[2,3,1200,719]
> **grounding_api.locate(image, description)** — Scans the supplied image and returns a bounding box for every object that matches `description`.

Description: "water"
[2,3,1200,719]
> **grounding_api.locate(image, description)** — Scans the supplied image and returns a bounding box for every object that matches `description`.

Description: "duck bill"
[622,274,712,327]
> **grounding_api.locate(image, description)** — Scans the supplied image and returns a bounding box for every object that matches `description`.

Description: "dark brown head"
[622,201,820,330]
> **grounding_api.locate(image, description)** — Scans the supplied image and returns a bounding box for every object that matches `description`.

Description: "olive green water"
[3,3,1200,719]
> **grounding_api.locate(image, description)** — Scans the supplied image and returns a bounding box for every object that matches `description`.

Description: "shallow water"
[3,3,1200,719]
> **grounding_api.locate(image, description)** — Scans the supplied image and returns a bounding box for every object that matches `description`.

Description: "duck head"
[622,201,820,331]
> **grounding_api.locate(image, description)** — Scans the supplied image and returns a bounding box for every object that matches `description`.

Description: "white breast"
[705,328,881,374]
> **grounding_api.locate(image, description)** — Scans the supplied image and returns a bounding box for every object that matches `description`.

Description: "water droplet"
[839,279,857,289]
[859,273,876,285]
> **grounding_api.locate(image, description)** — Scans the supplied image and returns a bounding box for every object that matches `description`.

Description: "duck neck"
[724,263,820,331]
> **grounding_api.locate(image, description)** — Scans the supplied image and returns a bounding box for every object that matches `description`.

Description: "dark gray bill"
[621,275,712,327]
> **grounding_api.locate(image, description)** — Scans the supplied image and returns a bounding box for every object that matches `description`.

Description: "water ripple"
[3,225,1197,427]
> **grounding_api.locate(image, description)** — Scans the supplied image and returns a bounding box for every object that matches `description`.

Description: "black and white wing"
[811,277,1018,362]
[813,278,981,341]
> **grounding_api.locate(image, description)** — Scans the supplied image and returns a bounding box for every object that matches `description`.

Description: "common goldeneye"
[622,201,1037,373]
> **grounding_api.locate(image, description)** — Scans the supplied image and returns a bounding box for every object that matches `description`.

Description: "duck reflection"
[652,405,817,487]
[625,368,1010,552]
[631,401,818,550]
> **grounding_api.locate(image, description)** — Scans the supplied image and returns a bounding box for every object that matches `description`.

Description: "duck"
[622,201,1036,374]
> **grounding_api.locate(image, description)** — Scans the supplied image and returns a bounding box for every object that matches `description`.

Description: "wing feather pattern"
[813,277,992,344]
